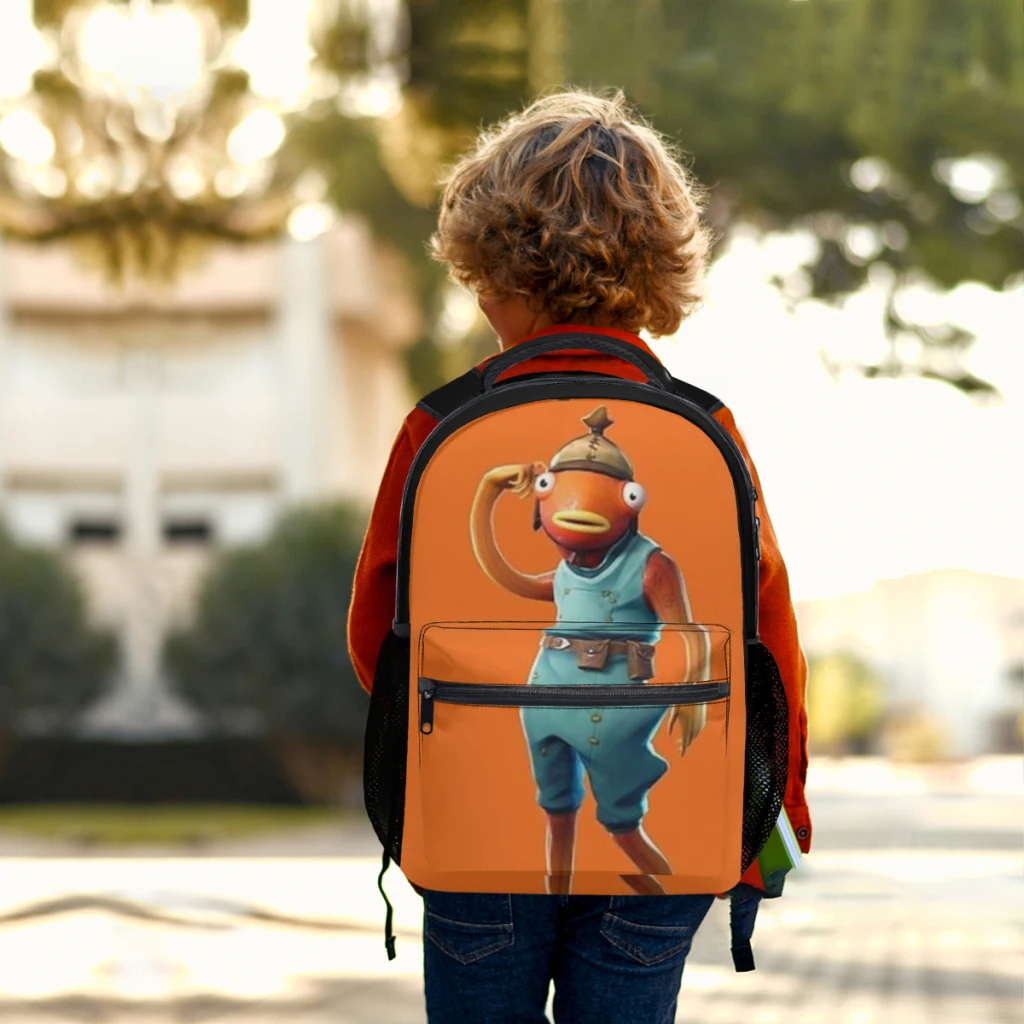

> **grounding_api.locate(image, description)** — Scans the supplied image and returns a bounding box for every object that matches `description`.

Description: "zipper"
[395,376,760,640]
[418,678,730,734]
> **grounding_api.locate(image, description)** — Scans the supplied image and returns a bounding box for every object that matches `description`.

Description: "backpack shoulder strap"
[416,367,724,421]
[416,368,484,421]
[669,375,724,416]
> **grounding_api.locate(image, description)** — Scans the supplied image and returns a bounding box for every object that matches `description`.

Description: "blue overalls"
[521,530,669,834]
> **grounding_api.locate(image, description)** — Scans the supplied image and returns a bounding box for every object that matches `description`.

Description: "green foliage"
[31,0,73,28]
[0,526,116,732]
[305,0,1022,396]
[33,0,250,29]
[563,0,1023,295]
[403,0,536,130]
[165,504,369,745]
[285,114,452,395]
[0,804,335,848]
[287,116,443,296]
[806,650,885,754]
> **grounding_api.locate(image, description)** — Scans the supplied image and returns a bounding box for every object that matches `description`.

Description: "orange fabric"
[715,405,812,858]
[347,325,812,854]
[400,397,748,892]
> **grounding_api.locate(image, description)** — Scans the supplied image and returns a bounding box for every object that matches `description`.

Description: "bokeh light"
[0,108,55,164]
[227,109,287,165]
[77,2,207,101]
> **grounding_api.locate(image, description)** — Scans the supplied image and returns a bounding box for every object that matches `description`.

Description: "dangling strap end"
[728,888,761,973]
[731,940,755,972]
[378,850,397,961]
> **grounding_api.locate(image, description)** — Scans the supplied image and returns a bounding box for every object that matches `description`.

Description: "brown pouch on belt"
[626,641,655,680]
[575,639,610,670]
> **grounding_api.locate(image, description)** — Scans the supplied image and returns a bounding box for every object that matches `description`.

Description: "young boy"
[348,89,810,1024]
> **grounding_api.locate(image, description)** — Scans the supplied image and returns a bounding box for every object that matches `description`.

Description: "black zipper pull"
[418,678,435,733]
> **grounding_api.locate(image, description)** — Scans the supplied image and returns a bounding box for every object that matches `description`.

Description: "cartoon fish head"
[533,406,646,552]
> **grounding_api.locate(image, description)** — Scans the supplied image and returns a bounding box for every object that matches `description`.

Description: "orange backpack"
[364,335,789,967]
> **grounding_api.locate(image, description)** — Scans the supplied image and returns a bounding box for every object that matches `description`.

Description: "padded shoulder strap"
[670,375,724,415]
[416,367,483,421]
[416,367,724,421]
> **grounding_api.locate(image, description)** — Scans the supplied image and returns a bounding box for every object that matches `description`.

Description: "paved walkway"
[0,758,1020,1023]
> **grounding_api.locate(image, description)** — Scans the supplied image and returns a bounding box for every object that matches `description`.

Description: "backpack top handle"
[481,332,673,392]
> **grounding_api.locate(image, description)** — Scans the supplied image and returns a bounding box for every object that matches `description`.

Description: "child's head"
[432,89,712,345]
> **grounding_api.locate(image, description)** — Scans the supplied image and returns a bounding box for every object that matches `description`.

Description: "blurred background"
[0,0,1020,1021]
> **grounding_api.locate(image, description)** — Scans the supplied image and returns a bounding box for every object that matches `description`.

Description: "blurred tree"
[0,526,116,741]
[806,650,885,755]
[562,0,1023,396]
[164,503,369,803]
[304,0,1022,396]
[5,1,1019,392]
[297,0,556,395]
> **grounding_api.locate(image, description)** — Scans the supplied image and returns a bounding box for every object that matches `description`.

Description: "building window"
[69,518,122,544]
[163,518,214,545]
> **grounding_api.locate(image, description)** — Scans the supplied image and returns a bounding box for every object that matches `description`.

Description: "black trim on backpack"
[669,376,724,416]
[414,333,726,422]
[739,639,790,874]
[416,367,484,420]
[481,333,674,390]
[419,370,726,424]
[363,628,411,864]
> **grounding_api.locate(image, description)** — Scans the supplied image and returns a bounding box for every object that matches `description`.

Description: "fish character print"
[469,405,713,894]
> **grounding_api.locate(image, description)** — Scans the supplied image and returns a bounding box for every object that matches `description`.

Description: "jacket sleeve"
[347,424,417,693]
[714,406,812,853]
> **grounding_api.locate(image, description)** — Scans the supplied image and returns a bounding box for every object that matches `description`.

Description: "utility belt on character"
[540,635,656,679]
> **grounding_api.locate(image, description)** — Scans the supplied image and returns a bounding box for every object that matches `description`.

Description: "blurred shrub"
[806,650,885,755]
[881,708,950,762]
[986,708,1024,754]
[165,504,369,803]
[0,525,116,737]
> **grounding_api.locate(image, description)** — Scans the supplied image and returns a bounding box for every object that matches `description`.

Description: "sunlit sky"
[651,229,1023,602]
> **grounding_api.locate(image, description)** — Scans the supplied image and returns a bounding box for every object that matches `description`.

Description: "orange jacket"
[347,325,812,855]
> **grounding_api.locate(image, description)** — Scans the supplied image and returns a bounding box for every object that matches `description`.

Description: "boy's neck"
[481,293,632,351]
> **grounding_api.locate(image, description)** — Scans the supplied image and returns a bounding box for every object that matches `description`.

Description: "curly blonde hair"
[431,89,712,337]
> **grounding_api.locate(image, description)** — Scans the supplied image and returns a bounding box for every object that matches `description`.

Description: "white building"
[0,221,419,737]
[796,569,1024,756]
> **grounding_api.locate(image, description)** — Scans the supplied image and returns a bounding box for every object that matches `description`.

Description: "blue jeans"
[422,890,715,1024]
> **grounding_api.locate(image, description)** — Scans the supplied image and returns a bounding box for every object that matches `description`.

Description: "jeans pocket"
[599,894,712,967]
[424,892,514,965]
[599,913,695,966]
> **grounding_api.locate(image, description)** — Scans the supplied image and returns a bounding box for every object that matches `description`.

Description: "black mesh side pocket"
[740,640,789,872]
[363,628,410,863]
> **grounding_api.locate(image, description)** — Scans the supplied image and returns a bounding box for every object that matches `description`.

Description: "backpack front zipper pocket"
[412,621,737,884]
[418,679,731,733]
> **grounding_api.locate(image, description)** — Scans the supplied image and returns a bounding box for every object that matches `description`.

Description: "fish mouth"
[551,510,611,534]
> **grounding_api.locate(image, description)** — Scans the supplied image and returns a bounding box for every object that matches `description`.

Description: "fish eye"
[622,481,647,511]
[534,471,556,495]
